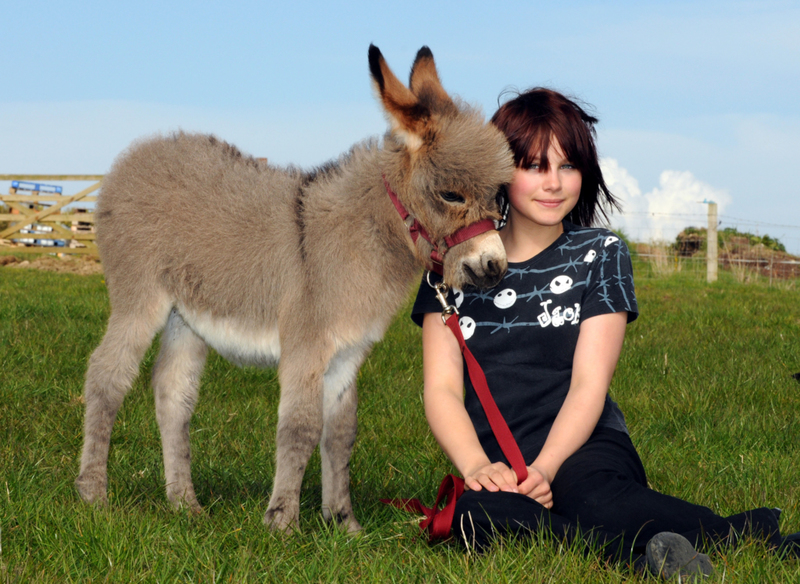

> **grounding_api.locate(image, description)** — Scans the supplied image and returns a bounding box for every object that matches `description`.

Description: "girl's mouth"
[536,200,563,208]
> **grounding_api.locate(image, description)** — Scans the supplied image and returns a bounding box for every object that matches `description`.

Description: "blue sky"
[3,0,799,253]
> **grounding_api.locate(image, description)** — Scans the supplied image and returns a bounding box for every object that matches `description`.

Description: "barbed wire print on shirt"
[454,227,636,341]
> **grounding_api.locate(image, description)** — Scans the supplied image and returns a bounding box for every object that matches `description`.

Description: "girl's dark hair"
[490,88,620,227]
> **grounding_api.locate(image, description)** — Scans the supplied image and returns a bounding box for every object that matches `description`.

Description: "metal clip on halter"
[426,271,459,325]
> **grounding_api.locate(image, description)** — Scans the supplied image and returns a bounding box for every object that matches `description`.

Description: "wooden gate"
[0,175,103,255]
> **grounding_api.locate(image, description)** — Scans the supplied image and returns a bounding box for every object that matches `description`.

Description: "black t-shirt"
[412,222,639,466]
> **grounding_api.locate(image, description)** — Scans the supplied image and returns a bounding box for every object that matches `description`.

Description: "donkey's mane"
[282,138,379,186]
[202,133,262,171]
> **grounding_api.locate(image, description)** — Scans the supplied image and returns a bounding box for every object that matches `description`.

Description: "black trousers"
[453,429,782,561]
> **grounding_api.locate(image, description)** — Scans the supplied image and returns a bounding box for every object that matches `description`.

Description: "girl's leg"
[550,429,782,554]
[453,490,723,579]
[453,489,643,566]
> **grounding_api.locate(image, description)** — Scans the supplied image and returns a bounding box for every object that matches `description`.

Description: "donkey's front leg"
[320,346,366,533]
[264,350,327,532]
[321,379,360,532]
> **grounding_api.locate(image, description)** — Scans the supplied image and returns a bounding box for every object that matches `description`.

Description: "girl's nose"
[542,167,561,191]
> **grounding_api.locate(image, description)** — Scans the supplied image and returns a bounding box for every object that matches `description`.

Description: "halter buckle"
[426,271,459,325]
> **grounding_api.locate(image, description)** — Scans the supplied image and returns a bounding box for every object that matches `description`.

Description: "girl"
[411,88,798,576]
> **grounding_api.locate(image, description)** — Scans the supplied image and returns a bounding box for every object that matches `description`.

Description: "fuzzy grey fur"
[75,45,514,532]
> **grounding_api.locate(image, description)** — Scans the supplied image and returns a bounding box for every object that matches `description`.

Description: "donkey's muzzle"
[451,229,508,290]
[465,253,507,290]
[482,256,507,288]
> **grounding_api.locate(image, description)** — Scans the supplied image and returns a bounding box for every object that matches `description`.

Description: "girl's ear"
[369,45,432,152]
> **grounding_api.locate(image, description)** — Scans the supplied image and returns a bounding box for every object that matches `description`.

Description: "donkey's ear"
[408,46,454,111]
[369,44,429,152]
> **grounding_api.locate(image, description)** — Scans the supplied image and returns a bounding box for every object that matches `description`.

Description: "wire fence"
[634,253,799,285]
[614,211,800,257]
[614,211,800,284]
[3,181,799,284]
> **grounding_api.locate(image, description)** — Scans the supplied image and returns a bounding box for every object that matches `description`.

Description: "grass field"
[1,262,798,582]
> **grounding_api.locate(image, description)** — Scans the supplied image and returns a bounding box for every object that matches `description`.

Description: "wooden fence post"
[707,201,718,283]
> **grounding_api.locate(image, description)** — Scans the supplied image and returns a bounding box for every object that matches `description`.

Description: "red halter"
[382,175,496,276]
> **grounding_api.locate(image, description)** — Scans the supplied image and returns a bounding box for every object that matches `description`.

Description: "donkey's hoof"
[322,507,362,533]
[264,503,300,533]
[187,501,204,515]
[167,487,203,515]
[75,473,108,505]
[170,496,204,515]
[342,516,363,534]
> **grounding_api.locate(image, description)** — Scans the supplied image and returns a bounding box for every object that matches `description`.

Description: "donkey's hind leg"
[75,299,171,505]
[320,345,367,533]
[152,309,208,513]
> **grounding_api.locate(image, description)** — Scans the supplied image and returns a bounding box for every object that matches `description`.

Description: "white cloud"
[599,112,800,255]
[602,158,731,244]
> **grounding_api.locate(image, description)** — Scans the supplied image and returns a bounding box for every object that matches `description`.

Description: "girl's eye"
[527,163,540,171]
[561,163,576,170]
[440,191,465,204]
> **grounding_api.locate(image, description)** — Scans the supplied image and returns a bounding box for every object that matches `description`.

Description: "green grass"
[1,264,798,582]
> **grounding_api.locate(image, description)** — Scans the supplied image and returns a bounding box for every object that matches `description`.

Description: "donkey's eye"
[440,191,465,204]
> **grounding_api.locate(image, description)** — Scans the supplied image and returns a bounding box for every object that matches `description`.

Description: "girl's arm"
[518,311,628,497]
[423,312,551,505]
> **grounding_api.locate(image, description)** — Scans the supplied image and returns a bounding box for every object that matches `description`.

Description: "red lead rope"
[443,314,528,484]
[381,474,465,539]
[381,311,527,540]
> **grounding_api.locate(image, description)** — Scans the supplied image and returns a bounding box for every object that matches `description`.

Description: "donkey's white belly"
[179,307,281,367]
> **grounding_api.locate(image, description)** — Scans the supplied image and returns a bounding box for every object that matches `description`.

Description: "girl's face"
[507,137,582,230]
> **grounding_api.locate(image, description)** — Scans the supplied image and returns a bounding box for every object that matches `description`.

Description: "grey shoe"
[646,532,714,581]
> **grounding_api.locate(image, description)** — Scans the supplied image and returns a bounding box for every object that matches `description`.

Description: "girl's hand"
[517,465,553,508]
[464,461,519,493]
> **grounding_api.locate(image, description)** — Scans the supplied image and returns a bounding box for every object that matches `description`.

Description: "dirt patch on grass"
[0,254,103,275]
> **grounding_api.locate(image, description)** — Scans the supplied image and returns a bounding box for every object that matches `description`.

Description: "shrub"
[674,226,787,255]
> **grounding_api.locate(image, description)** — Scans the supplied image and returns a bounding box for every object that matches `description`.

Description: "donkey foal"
[75,45,514,532]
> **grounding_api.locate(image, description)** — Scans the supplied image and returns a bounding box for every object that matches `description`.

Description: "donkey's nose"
[483,255,507,287]
[467,253,506,289]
